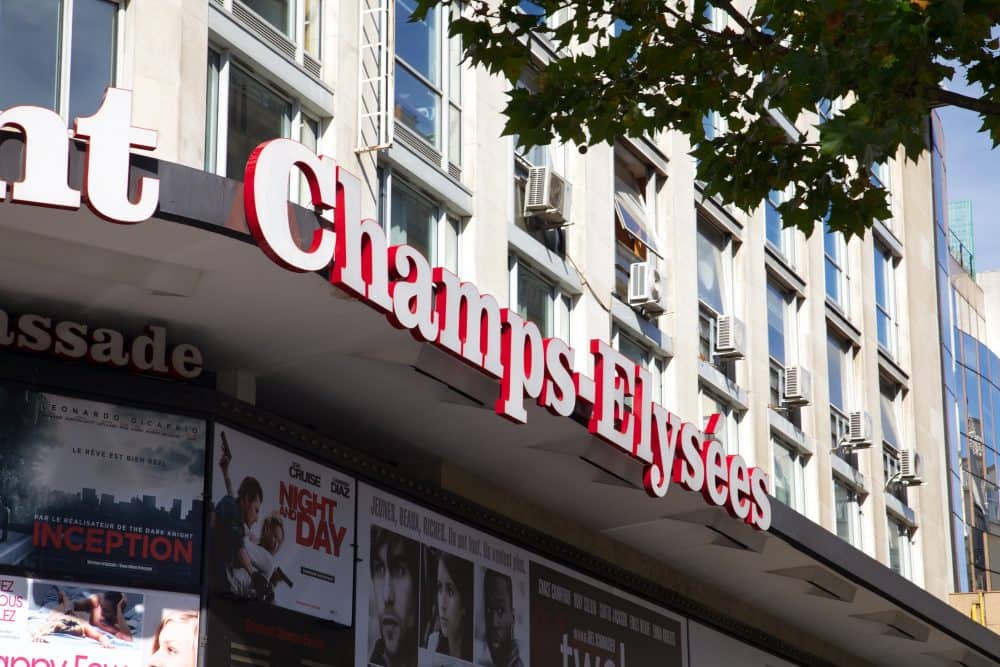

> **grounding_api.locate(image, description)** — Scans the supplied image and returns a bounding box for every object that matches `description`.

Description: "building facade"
[0,0,996,665]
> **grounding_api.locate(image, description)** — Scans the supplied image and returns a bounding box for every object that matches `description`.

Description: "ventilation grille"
[304,52,322,77]
[448,162,462,181]
[233,0,296,60]
[396,122,443,167]
[210,0,224,7]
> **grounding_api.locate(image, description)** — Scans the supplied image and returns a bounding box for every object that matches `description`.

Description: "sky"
[938,72,1000,272]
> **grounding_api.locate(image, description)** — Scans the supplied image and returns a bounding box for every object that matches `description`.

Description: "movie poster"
[356,483,531,667]
[0,572,199,667]
[207,426,356,624]
[205,595,355,666]
[529,562,685,667]
[0,385,206,587]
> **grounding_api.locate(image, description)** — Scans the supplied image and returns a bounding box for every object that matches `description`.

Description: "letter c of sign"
[244,139,337,273]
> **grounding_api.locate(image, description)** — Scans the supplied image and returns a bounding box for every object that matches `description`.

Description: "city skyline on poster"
[0,385,206,586]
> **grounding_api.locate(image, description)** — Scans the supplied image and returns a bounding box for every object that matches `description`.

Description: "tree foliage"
[413,0,1000,236]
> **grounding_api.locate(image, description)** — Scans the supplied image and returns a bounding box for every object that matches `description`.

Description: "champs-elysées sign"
[0,89,773,530]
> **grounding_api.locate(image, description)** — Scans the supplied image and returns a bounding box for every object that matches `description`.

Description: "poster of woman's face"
[148,610,199,667]
[421,547,474,664]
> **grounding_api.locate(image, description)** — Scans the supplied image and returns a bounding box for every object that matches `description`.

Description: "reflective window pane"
[244,0,292,36]
[773,441,794,507]
[765,198,783,250]
[767,282,786,365]
[395,65,440,146]
[697,223,728,314]
[0,0,62,110]
[227,67,291,181]
[827,333,847,411]
[68,0,116,119]
[880,382,900,448]
[517,264,552,337]
[396,0,438,83]
[304,0,321,56]
[390,181,436,263]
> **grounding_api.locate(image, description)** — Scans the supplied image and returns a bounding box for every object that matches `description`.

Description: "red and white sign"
[0,89,772,531]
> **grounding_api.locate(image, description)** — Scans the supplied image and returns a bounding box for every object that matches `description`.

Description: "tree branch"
[930,87,1000,116]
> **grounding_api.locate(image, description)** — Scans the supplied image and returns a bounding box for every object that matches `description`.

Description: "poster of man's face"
[369,527,419,667]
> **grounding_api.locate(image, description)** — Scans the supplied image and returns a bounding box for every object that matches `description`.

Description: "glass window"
[888,517,912,579]
[226,66,292,181]
[697,222,730,315]
[835,481,862,548]
[700,390,738,455]
[244,0,293,36]
[765,189,784,251]
[824,223,850,313]
[773,438,805,513]
[303,0,322,56]
[394,0,460,162]
[0,0,118,118]
[880,381,901,449]
[379,171,460,273]
[874,243,897,355]
[390,181,437,262]
[767,281,788,366]
[827,332,850,412]
[516,263,553,337]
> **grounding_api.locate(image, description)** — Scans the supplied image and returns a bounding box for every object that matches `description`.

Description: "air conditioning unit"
[628,261,666,314]
[524,165,572,226]
[899,449,924,486]
[714,315,746,360]
[783,366,812,406]
[845,410,873,449]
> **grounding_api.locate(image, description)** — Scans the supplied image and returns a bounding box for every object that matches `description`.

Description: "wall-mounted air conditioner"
[844,410,873,449]
[783,366,812,406]
[714,315,746,360]
[899,449,924,486]
[524,165,572,227]
[628,261,666,315]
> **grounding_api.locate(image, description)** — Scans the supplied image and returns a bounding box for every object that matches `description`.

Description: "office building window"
[887,516,912,579]
[765,187,795,263]
[880,380,902,450]
[772,438,806,514]
[381,173,460,273]
[395,0,461,165]
[697,221,732,316]
[874,242,898,356]
[835,480,862,548]
[824,224,850,314]
[767,281,796,408]
[614,147,660,302]
[206,53,322,185]
[613,327,664,405]
[0,0,119,119]
[509,256,571,340]
[699,389,739,456]
[828,332,857,465]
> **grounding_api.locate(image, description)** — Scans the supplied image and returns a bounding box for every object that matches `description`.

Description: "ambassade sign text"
[0,88,773,531]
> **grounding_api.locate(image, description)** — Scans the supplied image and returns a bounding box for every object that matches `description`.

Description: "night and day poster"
[0,384,206,588]
[207,426,356,624]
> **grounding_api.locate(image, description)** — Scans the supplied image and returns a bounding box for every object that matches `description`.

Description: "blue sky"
[938,72,1000,271]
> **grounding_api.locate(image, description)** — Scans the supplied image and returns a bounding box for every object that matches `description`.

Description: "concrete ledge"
[610,297,674,357]
[508,223,583,296]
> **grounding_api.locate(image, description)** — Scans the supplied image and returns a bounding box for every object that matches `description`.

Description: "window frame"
[380,169,461,274]
[887,515,913,579]
[824,224,851,314]
[0,0,125,121]
[698,386,741,456]
[771,436,806,514]
[508,254,572,341]
[393,0,462,167]
[834,479,863,549]
[613,326,664,405]
[696,218,735,318]
[206,51,322,182]
[874,241,899,357]
[764,186,796,264]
